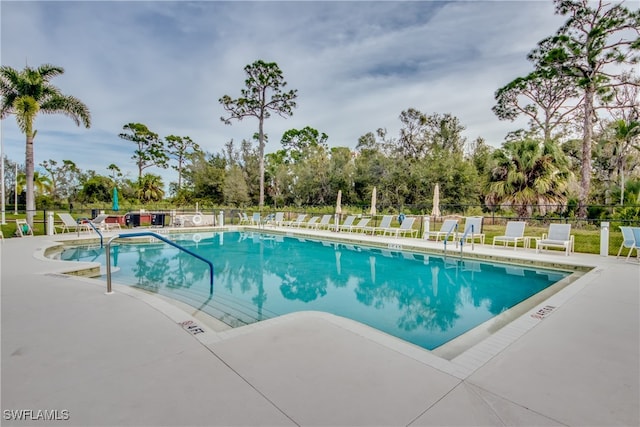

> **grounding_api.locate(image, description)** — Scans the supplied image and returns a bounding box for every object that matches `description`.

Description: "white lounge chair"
[338,215,356,232]
[15,219,33,237]
[313,214,332,229]
[364,215,393,235]
[90,214,121,231]
[265,212,284,227]
[251,212,261,225]
[284,214,307,227]
[617,226,636,259]
[617,226,640,262]
[384,216,418,238]
[425,219,458,241]
[274,212,285,226]
[630,228,640,263]
[238,212,250,225]
[459,216,485,245]
[301,216,320,228]
[259,213,274,226]
[347,217,371,233]
[492,221,526,250]
[535,223,574,256]
[56,212,91,233]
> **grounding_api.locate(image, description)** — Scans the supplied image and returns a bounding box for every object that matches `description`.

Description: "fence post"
[41,209,47,236]
[423,216,430,239]
[600,222,609,257]
[47,211,55,236]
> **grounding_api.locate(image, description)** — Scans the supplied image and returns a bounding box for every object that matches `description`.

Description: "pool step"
[142,284,278,327]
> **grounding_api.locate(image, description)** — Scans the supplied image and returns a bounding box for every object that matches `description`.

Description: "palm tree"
[17,171,53,196]
[0,64,91,227]
[137,173,165,203]
[612,119,640,205]
[485,139,572,217]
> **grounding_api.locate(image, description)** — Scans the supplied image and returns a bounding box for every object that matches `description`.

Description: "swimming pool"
[59,231,572,351]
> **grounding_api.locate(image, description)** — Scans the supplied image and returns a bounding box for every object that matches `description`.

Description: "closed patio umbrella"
[112,187,119,212]
[431,183,441,218]
[370,186,377,216]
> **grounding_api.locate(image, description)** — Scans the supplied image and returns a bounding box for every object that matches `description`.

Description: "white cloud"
[1,0,567,188]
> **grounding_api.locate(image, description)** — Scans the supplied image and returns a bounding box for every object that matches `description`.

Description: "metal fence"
[2,203,639,237]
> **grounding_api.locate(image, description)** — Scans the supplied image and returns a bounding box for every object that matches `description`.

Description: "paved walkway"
[1,228,638,426]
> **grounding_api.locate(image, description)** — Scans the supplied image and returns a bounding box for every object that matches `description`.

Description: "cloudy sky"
[1,0,567,187]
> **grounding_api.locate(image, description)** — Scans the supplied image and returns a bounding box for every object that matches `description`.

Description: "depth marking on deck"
[179,320,206,335]
[531,305,556,320]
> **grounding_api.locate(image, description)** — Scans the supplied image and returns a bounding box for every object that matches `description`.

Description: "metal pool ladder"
[458,224,476,256]
[104,231,214,295]
[78,218,103,247]
[442,223,459,256]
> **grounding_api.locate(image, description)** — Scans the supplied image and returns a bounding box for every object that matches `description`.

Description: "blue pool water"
[60,231,570,350]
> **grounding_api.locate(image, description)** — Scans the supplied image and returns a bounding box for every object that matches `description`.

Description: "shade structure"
[112,187,119,212]
[369,187,377,216]
[431,183,441,218]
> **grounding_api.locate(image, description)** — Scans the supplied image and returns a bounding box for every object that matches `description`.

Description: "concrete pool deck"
[1,227,638,426]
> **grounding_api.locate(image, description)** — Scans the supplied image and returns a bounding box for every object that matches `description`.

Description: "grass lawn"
[1,214,46,238]
[481,224,625,256]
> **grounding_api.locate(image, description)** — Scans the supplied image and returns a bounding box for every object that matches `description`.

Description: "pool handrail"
[79,217,103,247]
[459,224,476,254]
[105,231,214,295]
[442,223,459,254]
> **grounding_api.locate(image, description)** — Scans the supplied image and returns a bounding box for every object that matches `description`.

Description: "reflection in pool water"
[61,231,570,350]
